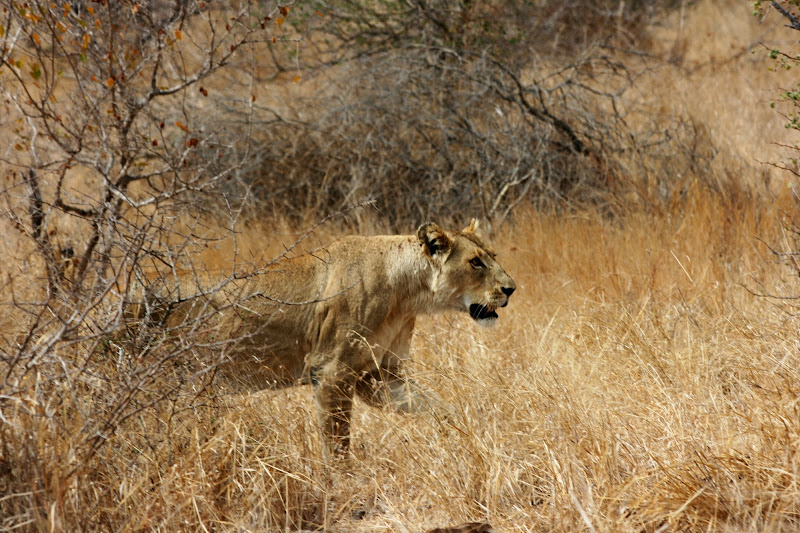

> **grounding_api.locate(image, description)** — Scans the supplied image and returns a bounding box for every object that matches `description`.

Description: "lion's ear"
[463,218,484,239]
[417,222,452,257]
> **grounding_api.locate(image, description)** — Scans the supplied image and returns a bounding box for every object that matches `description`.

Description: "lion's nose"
[501,285,515,297]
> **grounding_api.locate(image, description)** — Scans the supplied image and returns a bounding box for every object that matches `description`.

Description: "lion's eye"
[469,257,485,269]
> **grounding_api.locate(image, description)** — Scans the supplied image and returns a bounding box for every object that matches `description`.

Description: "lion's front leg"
[353,318,440,414]
[310,363,356,457]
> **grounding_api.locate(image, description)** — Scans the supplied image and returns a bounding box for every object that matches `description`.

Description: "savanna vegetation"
[2,0,800,531]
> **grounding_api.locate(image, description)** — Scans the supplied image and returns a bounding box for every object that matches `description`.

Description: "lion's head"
[417,219,516,326]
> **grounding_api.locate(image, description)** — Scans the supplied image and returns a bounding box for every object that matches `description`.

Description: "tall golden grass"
[9,183,793,532]
[3,1,800,532]
[5,185,798,531]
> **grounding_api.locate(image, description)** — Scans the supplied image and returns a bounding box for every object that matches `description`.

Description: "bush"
[234,0,708,226]
[0,1,296,527]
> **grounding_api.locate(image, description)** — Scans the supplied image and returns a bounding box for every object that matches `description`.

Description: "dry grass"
[5,183,799,531]
[4,1,800,532]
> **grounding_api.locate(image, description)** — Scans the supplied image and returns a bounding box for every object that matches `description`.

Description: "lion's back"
[167,234,416,389]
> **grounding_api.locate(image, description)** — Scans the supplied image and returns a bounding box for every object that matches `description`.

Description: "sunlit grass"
[32,183,792,532]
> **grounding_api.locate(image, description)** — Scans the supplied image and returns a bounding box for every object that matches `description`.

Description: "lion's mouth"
[469,303,498,321]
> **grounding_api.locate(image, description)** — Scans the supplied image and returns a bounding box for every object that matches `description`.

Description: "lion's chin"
[469,303,499,327]
[474,316,498,328]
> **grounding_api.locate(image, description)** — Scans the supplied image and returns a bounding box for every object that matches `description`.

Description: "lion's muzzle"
[469,303,499,321]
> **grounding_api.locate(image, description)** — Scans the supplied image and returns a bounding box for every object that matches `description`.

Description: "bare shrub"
[232,0,710,227]
[0,1,309,528]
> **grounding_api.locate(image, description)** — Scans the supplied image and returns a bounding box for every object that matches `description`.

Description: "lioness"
[162,220,515,456]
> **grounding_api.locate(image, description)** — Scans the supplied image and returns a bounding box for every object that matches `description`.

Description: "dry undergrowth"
[3,184,800,532]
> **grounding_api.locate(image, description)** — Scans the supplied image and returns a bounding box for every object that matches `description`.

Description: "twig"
[772,1,800,31]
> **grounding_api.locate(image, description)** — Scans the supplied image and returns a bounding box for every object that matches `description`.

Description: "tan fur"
[162,220,515,456]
